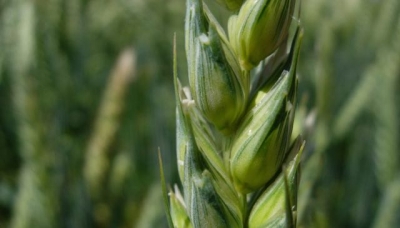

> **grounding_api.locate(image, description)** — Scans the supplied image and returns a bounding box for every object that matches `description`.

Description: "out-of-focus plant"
[0,0,184,227]
[296,0,400,227]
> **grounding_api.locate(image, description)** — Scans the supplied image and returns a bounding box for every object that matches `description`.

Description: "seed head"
[165,0,304,226]
[228,0,296,70]
[248,147,302,228]
[230,69,295,193]
[170,187,192,228]
[186,0,247,134]
[230,30,302,193]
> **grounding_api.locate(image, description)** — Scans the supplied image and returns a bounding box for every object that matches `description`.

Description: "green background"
[0,0,399,227]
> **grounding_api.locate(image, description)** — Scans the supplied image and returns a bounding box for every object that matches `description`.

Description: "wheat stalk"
[162,0,304,227]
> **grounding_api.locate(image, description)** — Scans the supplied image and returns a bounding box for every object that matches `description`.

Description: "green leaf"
[158,149,174,228]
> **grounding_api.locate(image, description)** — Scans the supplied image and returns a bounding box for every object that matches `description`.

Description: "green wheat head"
[162,0,304,227]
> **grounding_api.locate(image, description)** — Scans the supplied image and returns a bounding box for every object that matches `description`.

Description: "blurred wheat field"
[0,0,399,228]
